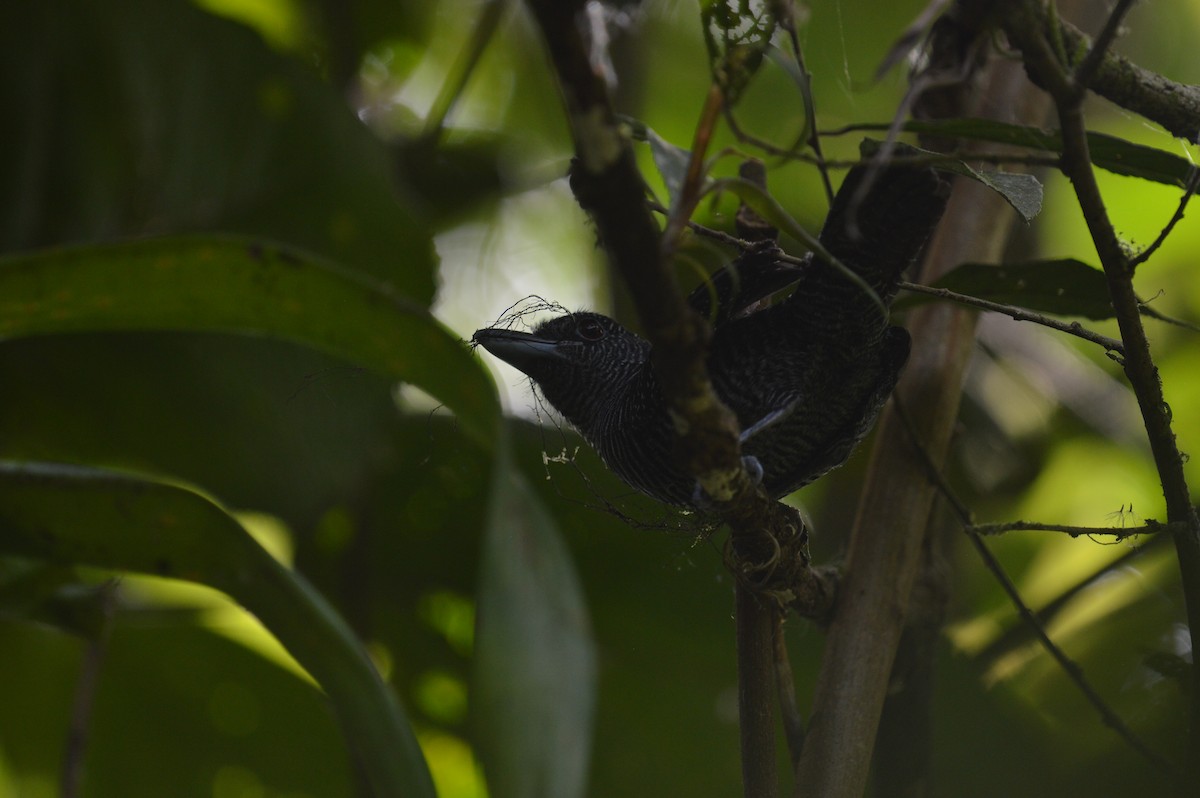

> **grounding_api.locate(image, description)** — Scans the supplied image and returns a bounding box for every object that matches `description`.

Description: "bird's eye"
[577,319,606,341]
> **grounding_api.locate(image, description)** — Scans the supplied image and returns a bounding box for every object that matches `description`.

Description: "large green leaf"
[0,461,435,798]
[0,0,434,297]
[473,434,597,798]
[928,258,1115,320]
[0,236,498,447]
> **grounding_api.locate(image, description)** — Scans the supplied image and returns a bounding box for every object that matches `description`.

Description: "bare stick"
[897,280,1125,354]
[1004,0,1200,762]
[773,615,806,769]
[892,398,1183,784]
[1130,167,1200,269]
[969,519,1173,538]
[62,581,118,798]
[736,585,779,798]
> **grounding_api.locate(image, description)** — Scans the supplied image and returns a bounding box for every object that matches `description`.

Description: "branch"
[976,533,1171,668]
[897,280,1125,354]
[655,214,1125,355]
[968,518,1171,538]
[520,4,812,795]
[1003,0,1200,767]
[791,8,1056,790]
[736,587,778,798]
[1130,166,1200,269]
[963,529,1181,779]
[894,399,1184,786]
[1000,0,1200,140]
[62,581,118,798]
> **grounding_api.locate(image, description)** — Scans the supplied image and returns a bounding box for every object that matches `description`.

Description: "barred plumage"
[472,165,949,507]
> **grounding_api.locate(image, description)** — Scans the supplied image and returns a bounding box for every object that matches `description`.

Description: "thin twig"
[773,615,806,769]
[969,518,1171,538]
[662,84,726,256]
[777,20,835,204]
[62,580,118,798]
[892,398,1183,784]
[898,280,1125,353]
[1070,0,1138,98]
[976,533,1170,669]
[1004,0,1200,764]
[963,530,1182,779]
[1131,166,1200,269]
[420,0,508,145]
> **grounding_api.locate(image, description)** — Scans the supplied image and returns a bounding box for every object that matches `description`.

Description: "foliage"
[1,1,1198,797]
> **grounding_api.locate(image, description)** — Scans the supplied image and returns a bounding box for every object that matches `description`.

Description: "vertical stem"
[737,583,778,798]
[792,37,1057,791]
[62,582,117,798]
[1056,100,1200,764]
[1005,0,1200,766]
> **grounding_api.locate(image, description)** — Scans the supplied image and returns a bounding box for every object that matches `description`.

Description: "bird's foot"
[742,454,764,486]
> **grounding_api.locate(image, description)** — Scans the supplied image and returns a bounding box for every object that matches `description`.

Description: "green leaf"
[1,0,434,297]
[621,116,696,209]
[861,138,1044,222]
[0,559,113,639]
[473,434,596,798]
[0,460,436,798]
[890,118,1196,188]
[647,130,694,212]
[975,171,1044,222]
[931,259,1114,320]
[0,236,499,447]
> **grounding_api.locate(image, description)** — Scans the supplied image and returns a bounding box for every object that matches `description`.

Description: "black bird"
[472,165,949,507]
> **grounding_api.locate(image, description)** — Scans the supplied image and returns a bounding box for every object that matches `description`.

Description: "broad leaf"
[0,0,435,298]
[0,461,436,798]
[0,236,499,447]
[473,434,597,798]
[861,139,1044,222]
[841,119,1197,188]
[930,258,1114,320]
[647,130,695,212]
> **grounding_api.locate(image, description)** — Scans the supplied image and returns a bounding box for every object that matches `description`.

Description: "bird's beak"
[472,328,565,374]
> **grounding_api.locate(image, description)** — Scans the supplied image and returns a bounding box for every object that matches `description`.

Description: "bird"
[472,163,949,507]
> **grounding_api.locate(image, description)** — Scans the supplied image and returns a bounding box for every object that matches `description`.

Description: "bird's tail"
[817,161,950,303]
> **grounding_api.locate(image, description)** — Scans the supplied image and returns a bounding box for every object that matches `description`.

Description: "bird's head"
[472,311,650,432]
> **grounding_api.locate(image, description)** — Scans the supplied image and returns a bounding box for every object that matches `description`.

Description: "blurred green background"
[1,0,1199,796]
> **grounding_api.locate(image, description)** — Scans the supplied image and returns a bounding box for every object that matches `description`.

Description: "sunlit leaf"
[473,435,596,798]
[0,460,436,798]
[0,237,499,447]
